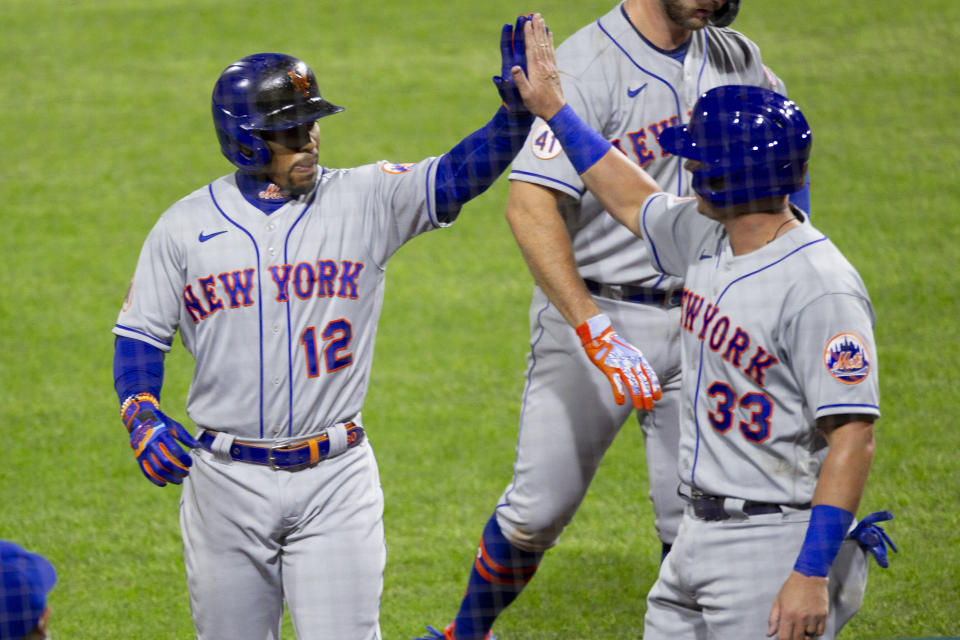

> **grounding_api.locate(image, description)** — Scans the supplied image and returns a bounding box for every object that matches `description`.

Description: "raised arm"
[503,16,661,411]
[511,17,661,237]
[434,14,564,222]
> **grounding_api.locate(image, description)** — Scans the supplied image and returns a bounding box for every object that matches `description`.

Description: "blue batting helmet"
[658,85,811,208]
[212,53,344,172]
[1,540,57,640]
[709,0,741,28]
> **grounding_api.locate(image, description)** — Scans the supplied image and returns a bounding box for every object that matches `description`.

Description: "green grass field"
[2,0,958,638]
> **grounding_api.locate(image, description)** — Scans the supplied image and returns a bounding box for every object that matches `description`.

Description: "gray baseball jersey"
[638,193,880,504]
[637,195,878,639]
[494,3,783,550]
[114,159,442,439]
[114,158,445,639]
[511,3,779,286]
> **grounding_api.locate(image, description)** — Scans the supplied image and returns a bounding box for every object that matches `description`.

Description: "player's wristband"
[120,392,160,432]
[793,504,855,578]
[546,103,611,175]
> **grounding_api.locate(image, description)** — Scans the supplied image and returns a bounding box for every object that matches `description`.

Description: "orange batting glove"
[575,314,662,410]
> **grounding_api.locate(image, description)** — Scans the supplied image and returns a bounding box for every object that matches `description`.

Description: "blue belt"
[684,489,811,521]
[199,423,365,471]
[584,278,682,308]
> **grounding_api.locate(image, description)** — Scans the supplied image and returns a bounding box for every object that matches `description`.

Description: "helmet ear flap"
[229,127,272,171]
[212,106,273,172]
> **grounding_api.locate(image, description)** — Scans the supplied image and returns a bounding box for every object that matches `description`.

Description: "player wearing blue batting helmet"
[212,53,344,172]
[0,541,57,640]
[658,84,811,208]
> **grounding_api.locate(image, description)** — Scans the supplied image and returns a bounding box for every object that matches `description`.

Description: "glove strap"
[120,392,160,431]
[575,313,612,345]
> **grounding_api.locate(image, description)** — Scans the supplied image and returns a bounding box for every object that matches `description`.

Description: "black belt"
[584,278,682,308]
[199,423,365,471]
[683,489,811,521]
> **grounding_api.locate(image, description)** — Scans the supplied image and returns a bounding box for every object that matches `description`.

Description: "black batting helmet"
[211,53,344,172]
[709,0,741,28]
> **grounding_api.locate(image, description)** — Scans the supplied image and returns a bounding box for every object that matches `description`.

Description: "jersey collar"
[235,171,295,215]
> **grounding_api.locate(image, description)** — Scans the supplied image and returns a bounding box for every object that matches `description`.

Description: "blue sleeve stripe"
[508,170,583,197]
[817,403,880,413]
[114,324,173,348]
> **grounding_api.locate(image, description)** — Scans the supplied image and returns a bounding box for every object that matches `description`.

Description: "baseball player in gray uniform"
[417,3,812,639]
[512,35,895,638]
[111,15,556,640]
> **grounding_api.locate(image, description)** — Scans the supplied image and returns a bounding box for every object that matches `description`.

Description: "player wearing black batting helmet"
[112,15,569,639]
[212,53,343,173]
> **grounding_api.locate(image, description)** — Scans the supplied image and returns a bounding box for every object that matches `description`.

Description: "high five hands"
[509,14,567,121]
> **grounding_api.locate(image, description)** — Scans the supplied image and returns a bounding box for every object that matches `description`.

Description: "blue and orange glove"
[849,510,898,568]
[494,14,535,112]
[576,314,662,410]
[121,392,200,487]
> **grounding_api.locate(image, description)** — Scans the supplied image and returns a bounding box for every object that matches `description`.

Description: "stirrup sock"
[452,514,543,639]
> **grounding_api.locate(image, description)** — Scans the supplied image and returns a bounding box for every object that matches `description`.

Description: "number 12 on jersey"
[300,319,354,377]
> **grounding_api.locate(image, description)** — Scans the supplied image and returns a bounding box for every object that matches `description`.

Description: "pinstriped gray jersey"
[509,3,782,288]
[639,194,881,505]
[114,159,442,439]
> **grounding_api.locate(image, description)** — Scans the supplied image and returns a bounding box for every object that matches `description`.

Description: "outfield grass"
[1,1,958,638]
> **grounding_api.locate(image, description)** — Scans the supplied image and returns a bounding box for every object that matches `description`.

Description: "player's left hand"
[121,393,201,487]
[767,571,828,640]
[576,313,662,410]
[493,14,534,112]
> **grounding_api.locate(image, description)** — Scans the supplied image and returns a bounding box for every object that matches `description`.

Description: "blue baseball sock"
[452,514,543,640]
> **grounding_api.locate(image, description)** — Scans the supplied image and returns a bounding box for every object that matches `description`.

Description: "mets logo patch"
[382,162,416,174]
[823,332,870,384]
[259,183,285,200]
[530,123,563,160]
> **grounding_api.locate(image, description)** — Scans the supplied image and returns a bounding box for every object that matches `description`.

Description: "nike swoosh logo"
[198,230,228,243]
[627,83,648,98]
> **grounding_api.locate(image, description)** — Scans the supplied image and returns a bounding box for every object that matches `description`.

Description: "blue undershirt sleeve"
[113,335,165,403]
[433,105,534,222]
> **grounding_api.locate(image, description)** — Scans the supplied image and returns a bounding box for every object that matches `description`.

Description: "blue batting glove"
[493,14,533,112]
[849,510,898,568]
[121,393,201,487]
